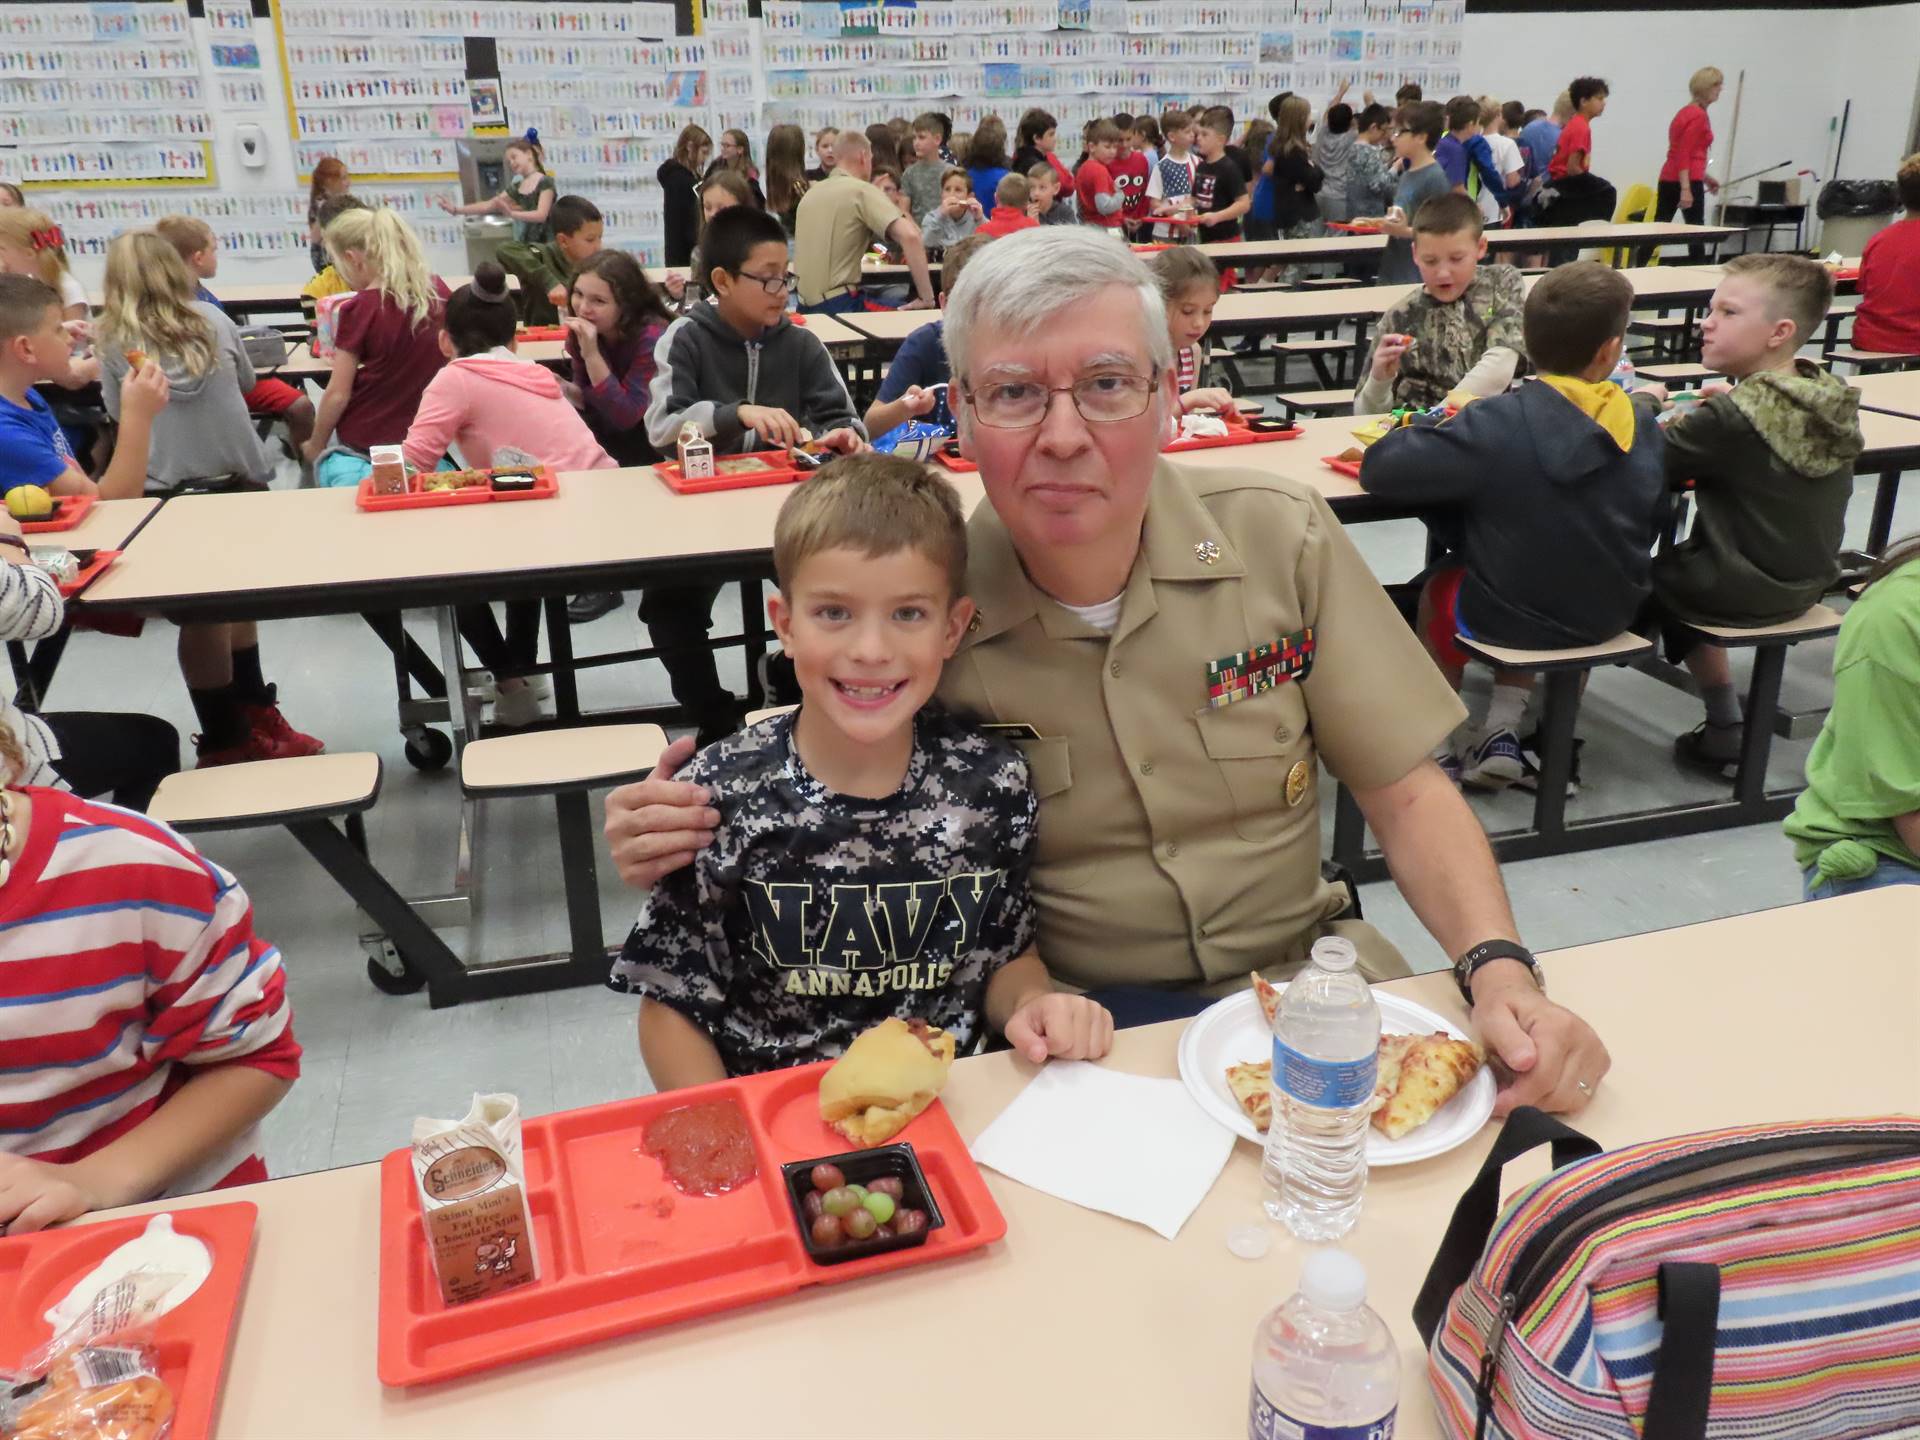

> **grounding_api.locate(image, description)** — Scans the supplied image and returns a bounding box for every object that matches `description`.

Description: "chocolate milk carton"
[411,1093,540,1306]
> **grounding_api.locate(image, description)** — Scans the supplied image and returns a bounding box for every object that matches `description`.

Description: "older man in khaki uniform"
[607,228,1609,1117]
[793,130,936,313]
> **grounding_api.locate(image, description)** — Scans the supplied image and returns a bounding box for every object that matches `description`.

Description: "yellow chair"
[1598,183,1658,267]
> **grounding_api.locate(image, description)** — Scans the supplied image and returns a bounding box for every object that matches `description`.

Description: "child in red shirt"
[1852,154,1920,355]
[977,173,1041,239]
[0,763,299,1233]
[1075,119,1127,230]
[1109,121,1152,234]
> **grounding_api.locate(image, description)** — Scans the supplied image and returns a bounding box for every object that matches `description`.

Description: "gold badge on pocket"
[1286,760,1310,807]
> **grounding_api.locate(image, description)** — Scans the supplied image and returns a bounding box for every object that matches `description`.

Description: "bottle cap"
[1309,936,1358,973]
[1299,1248,1367,1311]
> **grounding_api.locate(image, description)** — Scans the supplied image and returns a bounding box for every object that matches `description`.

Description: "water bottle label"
[1273,1036,1376,1109]
[1249,1380,1396,1440]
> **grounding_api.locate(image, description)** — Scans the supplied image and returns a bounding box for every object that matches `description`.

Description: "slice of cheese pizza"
[1249,971,1282,1030]
[1370,1032,1485,1141]
[1226,1061,1272,1132]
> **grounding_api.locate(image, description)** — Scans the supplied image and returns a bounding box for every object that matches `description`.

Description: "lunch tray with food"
[18,495,95,534]
[1323,219,1385,233]
[1163,412,1302,453]
[355,465,557,512]
[1321,455,1364,478]
[55,547,121,598]
[516,325,569,343]
[0,1202,257,1440]
[652,449,816,495]
[931,443,978,474]
[376,1051,1005,1387]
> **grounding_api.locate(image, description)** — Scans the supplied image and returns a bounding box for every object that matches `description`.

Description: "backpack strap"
[1413,1105,1605,1344]
[1644,1261,1721,1440]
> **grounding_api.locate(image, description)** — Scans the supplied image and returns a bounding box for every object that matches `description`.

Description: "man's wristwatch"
[1454,940,1544,1004]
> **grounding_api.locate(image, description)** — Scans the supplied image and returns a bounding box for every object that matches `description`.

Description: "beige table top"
[1851,368,1920,419]
[32,495,159,551]
[78,466,988,614]
[274,339,569,382]
[840,265,1724,347]
[69,887,1918,1439]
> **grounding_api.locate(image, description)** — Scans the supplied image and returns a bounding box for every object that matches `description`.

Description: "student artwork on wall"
[757,0,1463,133]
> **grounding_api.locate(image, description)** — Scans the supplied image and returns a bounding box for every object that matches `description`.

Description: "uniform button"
[1164,841,1180,858]
[1199,922,1212,938]
[1140,759,1154,775]
[1109,660,1122,678]
[1274,725,1290,742]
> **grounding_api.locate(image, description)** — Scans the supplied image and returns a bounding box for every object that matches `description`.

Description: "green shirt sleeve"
[1814,655,1920,827]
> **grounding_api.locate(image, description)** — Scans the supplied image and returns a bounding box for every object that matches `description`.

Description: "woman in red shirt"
[1659,66,1722,257]
[1852,153,1920,356]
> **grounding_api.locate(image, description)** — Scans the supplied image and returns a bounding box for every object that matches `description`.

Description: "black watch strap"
[1454,939,1541,1004]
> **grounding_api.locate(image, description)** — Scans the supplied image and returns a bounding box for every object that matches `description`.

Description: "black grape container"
[782,1142,946,1266]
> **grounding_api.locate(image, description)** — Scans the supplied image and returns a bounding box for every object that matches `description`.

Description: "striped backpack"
[1416,1108,1920,1439]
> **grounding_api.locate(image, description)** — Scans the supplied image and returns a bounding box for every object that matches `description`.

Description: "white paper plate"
[1177,987,1496,1166]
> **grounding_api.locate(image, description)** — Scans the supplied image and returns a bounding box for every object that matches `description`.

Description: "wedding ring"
[1575,1079,1593,1095]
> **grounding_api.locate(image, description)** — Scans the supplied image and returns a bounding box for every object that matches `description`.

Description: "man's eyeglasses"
[735,269,794,296]
[959,370,1160,429]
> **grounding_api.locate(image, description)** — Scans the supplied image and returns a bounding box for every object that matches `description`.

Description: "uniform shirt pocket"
[1194,688,1313,843]
[1014,736,1096,891]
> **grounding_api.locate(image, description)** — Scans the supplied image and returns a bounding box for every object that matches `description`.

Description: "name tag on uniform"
[981,721,1044,741]
[1206,629,1315,708]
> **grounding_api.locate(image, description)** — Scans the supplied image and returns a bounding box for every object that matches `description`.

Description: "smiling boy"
[1357,193,1526,412]
[611,455,1113,1087]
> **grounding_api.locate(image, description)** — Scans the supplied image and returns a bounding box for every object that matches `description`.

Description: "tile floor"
[35,393,1913,1182]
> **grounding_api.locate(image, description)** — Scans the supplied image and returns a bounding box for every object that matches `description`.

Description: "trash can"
[1816,178,1899,257]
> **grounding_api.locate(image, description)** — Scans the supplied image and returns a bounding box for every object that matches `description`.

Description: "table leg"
[738,576,768,710]
[544,594,581,724]
[1867,468,1903,555]
[434,605,476,756]
[1733,645,1787,806]
[554,789,614,985]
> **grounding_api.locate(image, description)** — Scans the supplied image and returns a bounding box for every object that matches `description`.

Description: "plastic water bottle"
[1261,936,1379,1240]
[1608,355,1637,391]
[1249,1249,1401,1440]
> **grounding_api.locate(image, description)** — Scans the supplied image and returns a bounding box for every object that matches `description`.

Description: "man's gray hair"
[943,228,1174,384]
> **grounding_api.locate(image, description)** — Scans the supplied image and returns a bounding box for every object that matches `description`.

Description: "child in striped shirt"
[0,743,300,1234]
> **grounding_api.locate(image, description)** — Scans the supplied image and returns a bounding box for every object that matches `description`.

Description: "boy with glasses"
[643,207,866,743]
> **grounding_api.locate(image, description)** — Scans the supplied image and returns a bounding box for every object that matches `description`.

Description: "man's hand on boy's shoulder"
[605,734,723,889]
[1004,992,1115,1067]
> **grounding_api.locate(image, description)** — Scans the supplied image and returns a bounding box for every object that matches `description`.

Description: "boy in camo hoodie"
[1639,253,1865,776]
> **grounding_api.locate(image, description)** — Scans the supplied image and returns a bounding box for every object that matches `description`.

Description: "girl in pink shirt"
[403,263,615,725]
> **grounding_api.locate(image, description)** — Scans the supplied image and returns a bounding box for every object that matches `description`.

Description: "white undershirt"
[1060,593,1124,634]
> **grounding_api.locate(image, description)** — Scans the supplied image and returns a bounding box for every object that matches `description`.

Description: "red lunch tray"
[19,495,94,533]
[932,447,978,474]
[1323,220,1385,234]
[653,449,809,495]
[59,548,120,598]
[1163,411,1303,453]
[517,325,568,342]
[1322,455,1364,478]
[376,1066,1006,1387]
[1831,266,1860,283]
[0,1201,258,1440]
[356,465,558,512]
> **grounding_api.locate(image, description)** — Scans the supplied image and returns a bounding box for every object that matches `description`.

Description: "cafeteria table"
[67,886,1917,1439]
[1852,367,1920,421]
[7,496,162,707]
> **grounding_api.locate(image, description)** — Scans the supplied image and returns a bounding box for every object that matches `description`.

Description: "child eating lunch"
[1149,247,1236,415]
[609,455,1114,1086]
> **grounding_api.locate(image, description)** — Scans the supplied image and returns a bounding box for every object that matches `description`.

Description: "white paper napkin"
[968,1060,1236,1240]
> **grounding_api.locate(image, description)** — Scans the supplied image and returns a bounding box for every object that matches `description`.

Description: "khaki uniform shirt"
[937,459,1466,994]
[794,173,900,306]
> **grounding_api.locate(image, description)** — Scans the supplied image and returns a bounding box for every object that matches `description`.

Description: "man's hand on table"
[1470,960,1611,1117]
[0,1152,98,1235]
[1004,993,1115,1066]
[605,735,720,889]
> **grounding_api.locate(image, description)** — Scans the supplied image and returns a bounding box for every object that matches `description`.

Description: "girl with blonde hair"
[764,122,811,234]
[94,230,325,765]
[0,208,85,319]
[1660,65,1725,250]
[303,206,450,487]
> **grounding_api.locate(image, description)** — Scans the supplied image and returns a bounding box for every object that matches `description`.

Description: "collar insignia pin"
[1194,539,1221,565]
